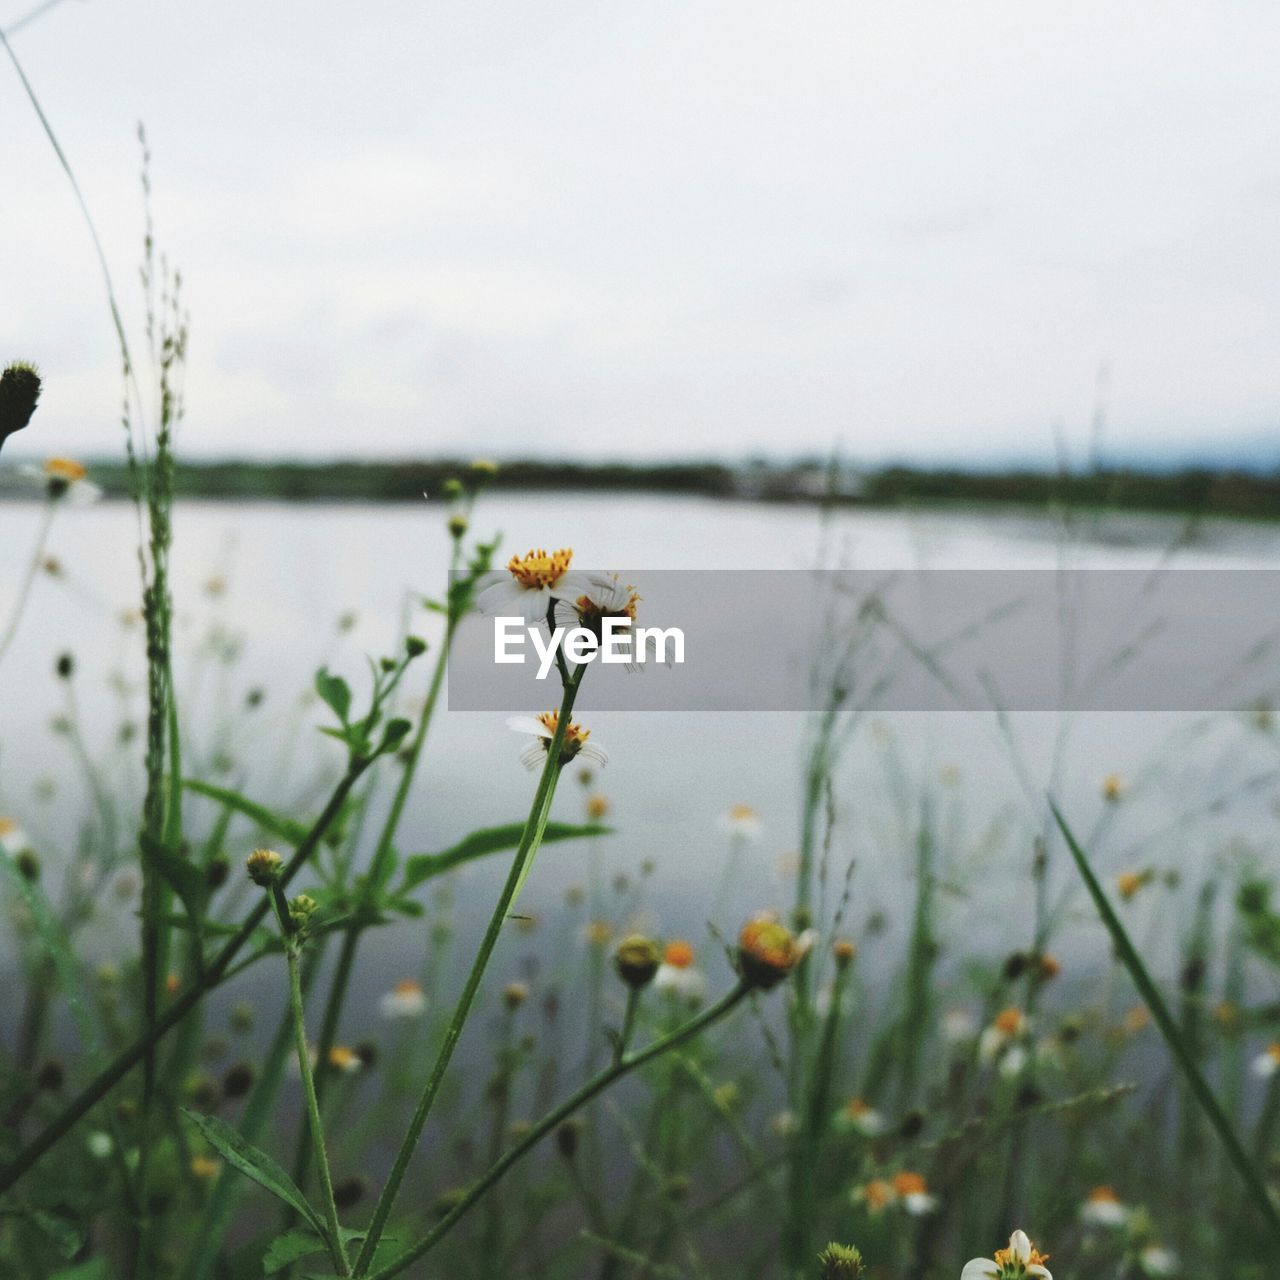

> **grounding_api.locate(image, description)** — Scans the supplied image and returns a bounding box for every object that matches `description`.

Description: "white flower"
[19,457,102,505]
[475,548,590,624]
[1138,1245,1178,1276]
[834,1097,886,1137]
[980,1007,1030,1071]
[770,1109,799,1137]
[961,1229,1052,1280]
[0,817,31,855]
[719,804,762,839]
[379,978,428,1020]
[86,1131,114,1159]
[1251,1042,1280,1078]
[943,1007,978,1045]
[892,1172,938,1216]
[1079,1186,1129,1228]
[654,962,707,1003]
[508,711,607,771]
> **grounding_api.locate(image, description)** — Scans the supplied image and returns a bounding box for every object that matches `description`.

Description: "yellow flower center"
[892,1171,927,1196]
[728,804,758,821]
[993,1243,1050,1271]
[44,457,87,482]
[328,1046,358,1070]
[861,1179,892,1210]
[507,547,572,589]
[393,979,422,996]
[994,1006,1025,1036]
[0,817,16,836]
[1088,1185,1119,1203]
[664,940,695,969]
[536,710,590,754]
[1267,1043,1280,1064]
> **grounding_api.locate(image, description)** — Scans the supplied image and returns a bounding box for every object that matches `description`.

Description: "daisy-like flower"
[554,571,641,645]
[1117,869,1153,902]
[835,1097,887,1138]
[0,817,32,856]
[1251,1042,1280,1078]
[21,457,102,505]
[719,804,762,839]
[1079,1185,1129,1228]
[654,939,708,1004]
[327,1045,363,1075]
[961,1229,1052,1280]
[476,548,589,624]
[979,1006,1030,1067]
[852,1178,895,1215]
[892,1171,938,1216]
[1138,1245,1178,1276]
[380,978,428,1020]
[508,710,607,770]
[942,1007,978,1045]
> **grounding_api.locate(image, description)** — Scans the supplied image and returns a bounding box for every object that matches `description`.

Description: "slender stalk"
[1051,799,1280,1245]
[352,666,585,1276]
[614,988,640,1066]
[364,985,751,1280]
[283,934,348,1275]
[297,606,459,1194]
[0,759,369,1194]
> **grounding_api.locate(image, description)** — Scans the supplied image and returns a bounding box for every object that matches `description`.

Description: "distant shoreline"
[4,458,1280,521]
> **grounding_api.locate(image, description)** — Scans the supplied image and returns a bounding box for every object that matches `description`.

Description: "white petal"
[960,1263,999,1280]
[578,741,609,767]
[549,571,596,601]
[1009,1231,1032,1263]
[507,716,553,739]
[518,742,546,771]
[475,579,526,616]
[1029,1267,1052,1280]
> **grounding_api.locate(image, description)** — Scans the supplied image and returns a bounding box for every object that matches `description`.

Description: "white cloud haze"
[2,0,1278,464]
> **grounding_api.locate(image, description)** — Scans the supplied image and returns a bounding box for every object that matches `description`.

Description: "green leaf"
[263,1228,327,1274]
[0,1205,87,1260]
[314,668,352,725]
[399,821,613,893]
[182,1109,330,1245]
[264,1227,373,1275]
[183,779,309,846]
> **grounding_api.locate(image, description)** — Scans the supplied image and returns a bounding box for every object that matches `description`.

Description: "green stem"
[615,988,641,1066]
[0,759,369,1195]
[1051,799,1280,1245]
[352,666,585,1276]
[285,938,348,1275]
[298,611,458,1194]
[364,985,751,1280]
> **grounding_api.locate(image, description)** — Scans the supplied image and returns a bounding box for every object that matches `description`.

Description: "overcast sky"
[2,1,1278,465]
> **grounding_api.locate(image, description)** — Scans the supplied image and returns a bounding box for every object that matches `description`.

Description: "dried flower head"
[614,935,662,990]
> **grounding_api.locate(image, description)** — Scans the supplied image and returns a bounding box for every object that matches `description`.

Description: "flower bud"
[502,981,529,1010]
[405,635,427,659]
[737,912,809,990]
[832,938,857,970]
[0,361,41,454]
[246,848,282,886]
[221,1061,255,1099]
[447,513,469,539]
[288,894,318,929]
[817,1243,865,1279]
[613,935,661,990]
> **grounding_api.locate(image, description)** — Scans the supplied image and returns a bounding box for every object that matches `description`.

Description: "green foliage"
[182,1110,331,1246]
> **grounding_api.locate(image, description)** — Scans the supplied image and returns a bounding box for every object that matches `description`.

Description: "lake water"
[2,494,1279,1026]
